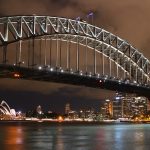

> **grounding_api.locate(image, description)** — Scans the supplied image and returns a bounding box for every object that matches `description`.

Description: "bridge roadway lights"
[0,65,150,98]
[13,73,21,78]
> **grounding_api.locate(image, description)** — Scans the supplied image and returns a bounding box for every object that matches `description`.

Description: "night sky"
[0,0,150,113]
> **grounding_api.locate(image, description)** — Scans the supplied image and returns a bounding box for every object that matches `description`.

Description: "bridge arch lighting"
[0,15,150,97]
[38,66,42,70]
[50,68,54,72]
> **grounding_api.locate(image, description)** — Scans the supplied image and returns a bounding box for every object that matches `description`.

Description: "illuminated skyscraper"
[122,94,133,118]
[129,96,148,117]
[112,93,123,119]
[147,101,150,112]
[100,99,113,119]
[112,93,148,119]
[65,103,71,114]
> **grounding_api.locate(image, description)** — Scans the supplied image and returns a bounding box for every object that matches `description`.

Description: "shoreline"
[0,119,150,125]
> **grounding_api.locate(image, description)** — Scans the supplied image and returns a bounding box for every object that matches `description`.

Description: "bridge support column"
[94,39,96,75]
[67,36,70,70]
[39,39,42,66]
[18,40,22,67]
[109,49,112,77]
[76,36,79,72]
[32,38,35,68]
[102,46,105,76]
[135,67,138,83]
[15,42,19,66]
[2,45,7,64]
[56,35,59,69]
[27,40,30,68]
[123,63,126,80]
[59,37,62,69]
[49,37,52,67]
[85,38,88,74]
[44,37,47,66]
[66,37,70,71]
[129,62,132,81]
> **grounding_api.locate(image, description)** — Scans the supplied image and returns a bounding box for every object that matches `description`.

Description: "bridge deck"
[0,65,150,98]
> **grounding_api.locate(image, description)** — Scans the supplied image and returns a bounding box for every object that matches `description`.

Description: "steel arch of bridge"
[0,15,150,89]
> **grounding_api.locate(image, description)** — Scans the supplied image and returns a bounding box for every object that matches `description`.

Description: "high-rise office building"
[112,93,148,119]
[147,101,150,112]
[112,93,123,119]
[65,103,71,114]
[100,99,113,119]
[129,96,148,117]
[122,93,136,118]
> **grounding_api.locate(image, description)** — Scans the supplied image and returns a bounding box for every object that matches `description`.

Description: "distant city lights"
[14,73,20,78]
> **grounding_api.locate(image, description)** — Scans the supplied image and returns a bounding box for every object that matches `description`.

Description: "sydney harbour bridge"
[0,15,150,98]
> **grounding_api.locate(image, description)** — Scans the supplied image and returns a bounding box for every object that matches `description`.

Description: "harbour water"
[0,121,150,150]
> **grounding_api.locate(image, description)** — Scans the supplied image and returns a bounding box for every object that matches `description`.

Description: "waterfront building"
[85,108,95,120]
[101,99,113,119]
[112,93,148,119]
[65,103,71,114]
[78,110,85,119]
[36,105,44,119]
[121,94,148,118]
[36,105,42,114]
[129,96,148,117]
[112,93,123,119]
[78,108,96,120]
[147,101,150,112]
[122,93,136,118]
[68,111,78,119]
[0,100,16,119]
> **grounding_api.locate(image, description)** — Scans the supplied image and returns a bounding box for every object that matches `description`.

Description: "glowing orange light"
[14,73,20,78]
[58,116,63,122]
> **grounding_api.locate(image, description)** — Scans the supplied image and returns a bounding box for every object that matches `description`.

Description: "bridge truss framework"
[0,15,150,90]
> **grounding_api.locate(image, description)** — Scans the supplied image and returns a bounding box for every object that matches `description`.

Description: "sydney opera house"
[0,101,16,119]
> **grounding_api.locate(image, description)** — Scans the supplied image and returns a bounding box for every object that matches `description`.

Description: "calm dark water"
[0,121,150,150]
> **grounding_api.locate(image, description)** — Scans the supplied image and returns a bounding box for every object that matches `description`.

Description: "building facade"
[112,93,148,119]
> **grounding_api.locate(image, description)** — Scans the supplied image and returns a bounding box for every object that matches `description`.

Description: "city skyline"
[0,91,106,113]
[1,93,149,122]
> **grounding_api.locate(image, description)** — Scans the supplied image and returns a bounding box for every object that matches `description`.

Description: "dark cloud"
[50,0,77,7]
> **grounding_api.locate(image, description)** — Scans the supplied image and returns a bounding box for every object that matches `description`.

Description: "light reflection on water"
[0,122,150,150]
